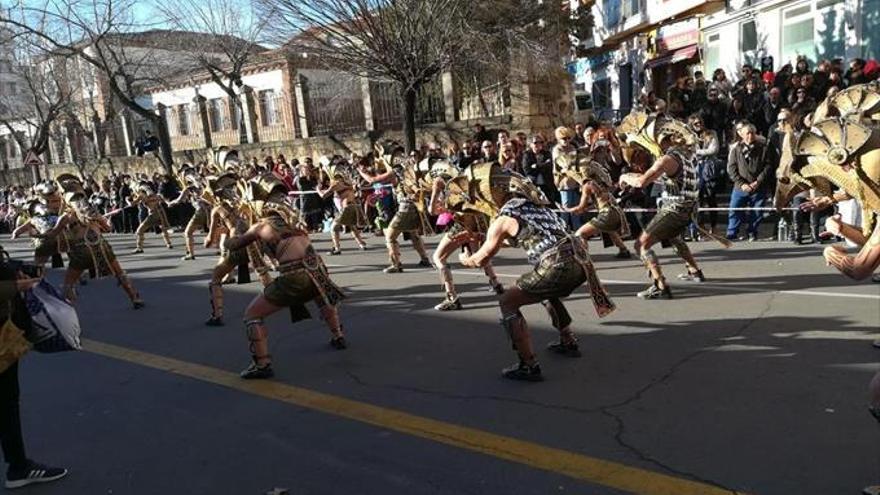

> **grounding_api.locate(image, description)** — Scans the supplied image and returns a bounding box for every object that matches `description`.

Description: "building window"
[704,32,721,75]
[259,90,278,126]
[740,20,758,53]
[781,1,845,65]
[591,79,611,109]
[603,0,620,29]
[622,0,640,18]
[208,98,225,131]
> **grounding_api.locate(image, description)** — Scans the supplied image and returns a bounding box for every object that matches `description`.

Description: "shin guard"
[438,265,454,293]
[244,317,270,361]
[209,281,224,318]
[542,298,573,330]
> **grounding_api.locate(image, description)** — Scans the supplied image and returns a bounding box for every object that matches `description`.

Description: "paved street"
[2,232,878,495]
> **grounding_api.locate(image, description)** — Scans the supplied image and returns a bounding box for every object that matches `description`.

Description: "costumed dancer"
[40,174,143,308]
[774,82,880,495]
[169,166,213,260]
[226,173,347,379]
[130,180,173,253]
[358,145,431,273]
[563,158,633,259]
[316,160,368,255]
[427,159,503,311]
[461,173,616,381]
[617,113,726,299]
[774,83,880,280]
[203,172,250,326]
[12,201,63,270]
[12,181,66,269]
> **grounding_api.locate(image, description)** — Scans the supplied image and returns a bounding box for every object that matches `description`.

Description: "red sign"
[657,30,700,52]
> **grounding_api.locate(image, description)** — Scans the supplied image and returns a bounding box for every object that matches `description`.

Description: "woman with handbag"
[0,247,67,489]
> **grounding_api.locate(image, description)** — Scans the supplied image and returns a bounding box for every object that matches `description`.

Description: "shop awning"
[645,45,699,69]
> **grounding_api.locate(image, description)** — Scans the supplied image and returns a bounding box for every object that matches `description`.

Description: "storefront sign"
[654,19,700,53]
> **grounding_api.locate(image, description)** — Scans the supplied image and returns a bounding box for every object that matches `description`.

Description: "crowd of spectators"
[1,56,877,245]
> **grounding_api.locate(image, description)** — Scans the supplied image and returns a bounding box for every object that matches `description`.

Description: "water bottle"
[777,218,789,242]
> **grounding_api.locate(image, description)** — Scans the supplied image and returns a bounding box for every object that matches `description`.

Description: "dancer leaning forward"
[617,113,730,299]
[461,173,616,381]
[426,159,503,311]
[224,174,347,379]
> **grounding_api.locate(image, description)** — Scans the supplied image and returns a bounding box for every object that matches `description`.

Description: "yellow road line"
[83,338,744,495]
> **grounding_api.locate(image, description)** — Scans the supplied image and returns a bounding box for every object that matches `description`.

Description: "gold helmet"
[508,172,550,206]
[208,172,241,201]
[429,160,459,181]
[56,173,86,203]
[137,181,156,196]
[33,180,59,198]
[240,173,287,203]
[462,161,511,217]
[566,158,613,188]
[25,199,49,218]
[619,111,662,160]
[214,146,241,172]
[654,117,699,148]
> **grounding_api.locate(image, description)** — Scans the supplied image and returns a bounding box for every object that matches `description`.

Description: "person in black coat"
[520,136,556,202]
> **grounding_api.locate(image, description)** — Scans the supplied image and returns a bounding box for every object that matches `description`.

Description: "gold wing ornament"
[462,161,511,218]
[795,117,880,235]
[774,130,835,209]
[828,83,880,123]
[619,111,662,161]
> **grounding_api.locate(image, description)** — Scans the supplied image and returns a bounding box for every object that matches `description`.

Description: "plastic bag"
[24,280,81,353]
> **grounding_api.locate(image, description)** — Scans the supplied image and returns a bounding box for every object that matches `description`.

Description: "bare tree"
[0,0,207,173]
[0,28,72,182]
[259,0,471,152]
[159,0,268,142]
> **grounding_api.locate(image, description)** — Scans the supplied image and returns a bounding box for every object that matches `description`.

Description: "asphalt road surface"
[2,231,878,495]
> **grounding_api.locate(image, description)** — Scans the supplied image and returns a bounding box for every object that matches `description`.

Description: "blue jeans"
[560,189,583,230]
[726,188,767,238]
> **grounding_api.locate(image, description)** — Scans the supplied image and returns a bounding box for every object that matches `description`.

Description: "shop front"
[645,18,702,100]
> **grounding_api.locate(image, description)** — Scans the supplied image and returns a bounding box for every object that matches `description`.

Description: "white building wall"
[701,0,860,80]
[146,69,285,108]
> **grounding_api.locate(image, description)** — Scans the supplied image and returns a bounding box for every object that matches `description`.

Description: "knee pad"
[542,299,572,330]
[332,222,343,233]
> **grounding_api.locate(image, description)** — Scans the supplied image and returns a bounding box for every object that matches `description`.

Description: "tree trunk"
[401,87,418,153]
[154,117,174,174]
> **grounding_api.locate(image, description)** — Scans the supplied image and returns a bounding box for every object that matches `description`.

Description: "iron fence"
[166,102,205,151]
[369,79,445,131]
[256,89,296,143]
[302,76,366,137]
[458,82,510,121]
